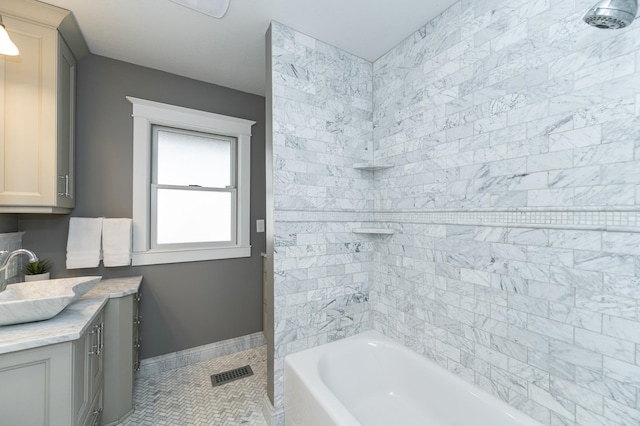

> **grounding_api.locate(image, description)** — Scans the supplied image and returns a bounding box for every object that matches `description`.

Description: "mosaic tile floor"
[118,346,268,426]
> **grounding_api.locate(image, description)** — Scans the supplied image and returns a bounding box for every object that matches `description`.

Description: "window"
[127,97,255,266]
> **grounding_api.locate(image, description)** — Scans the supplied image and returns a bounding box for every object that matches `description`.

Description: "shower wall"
[269,22,375,419]
[371,0,640,425]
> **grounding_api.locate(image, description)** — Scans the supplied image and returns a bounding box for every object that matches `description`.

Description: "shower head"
[583,0,638,29]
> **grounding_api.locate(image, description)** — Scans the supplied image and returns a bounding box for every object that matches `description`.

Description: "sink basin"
[0,276,102,326]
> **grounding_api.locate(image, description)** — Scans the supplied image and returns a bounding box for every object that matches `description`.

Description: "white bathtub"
[284,330,543,426]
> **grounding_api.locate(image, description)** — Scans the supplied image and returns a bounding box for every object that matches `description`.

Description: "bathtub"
[284,330,543,426]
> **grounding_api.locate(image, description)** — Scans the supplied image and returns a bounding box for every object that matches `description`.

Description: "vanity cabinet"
[102,292,141,425]
[0,308,105,426]
[0,0,88,213]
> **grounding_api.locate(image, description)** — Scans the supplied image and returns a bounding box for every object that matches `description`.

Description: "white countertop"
[0,276,142,355]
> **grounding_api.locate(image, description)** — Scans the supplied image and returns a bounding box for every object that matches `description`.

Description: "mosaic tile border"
[275,210,375,222]
[137,332,266,378]
[275,209,640,232]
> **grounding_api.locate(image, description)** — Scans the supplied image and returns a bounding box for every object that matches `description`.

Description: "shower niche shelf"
[352,228,395,235]
[352,162,393,171]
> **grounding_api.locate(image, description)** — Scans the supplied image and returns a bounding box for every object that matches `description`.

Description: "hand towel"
[102,218,132,267]
[66,217,104,269]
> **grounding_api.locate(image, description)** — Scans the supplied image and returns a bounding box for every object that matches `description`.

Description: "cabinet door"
[0,17,58,207]
[103,294,136,424]
[56,34,76,208]
[133,292,141,374]
[0,342,73,426]
[73,325,92,424]
[88,311,105,401]
[74,311,105,426]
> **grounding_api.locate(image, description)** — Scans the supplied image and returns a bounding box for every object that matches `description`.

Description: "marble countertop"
[84,276,142,299]
[0,276,142,355]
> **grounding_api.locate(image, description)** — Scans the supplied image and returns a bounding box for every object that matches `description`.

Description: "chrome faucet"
[0,249,38,293]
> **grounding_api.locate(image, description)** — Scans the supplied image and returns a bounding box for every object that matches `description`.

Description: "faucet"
[0,249,38,293]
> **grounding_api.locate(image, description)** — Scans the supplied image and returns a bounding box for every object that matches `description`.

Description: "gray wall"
[264,25,275,405]
[0,215,17,233]
[14,54,266,359]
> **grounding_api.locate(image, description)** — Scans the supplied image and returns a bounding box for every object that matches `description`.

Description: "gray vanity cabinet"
[102,292,140,425]
[0,308,105,426]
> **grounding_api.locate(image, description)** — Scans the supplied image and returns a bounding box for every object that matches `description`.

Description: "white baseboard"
[262,394,274,426]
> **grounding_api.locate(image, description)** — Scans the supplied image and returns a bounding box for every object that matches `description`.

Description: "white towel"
[102,218,132,267]
[66,217,104,269]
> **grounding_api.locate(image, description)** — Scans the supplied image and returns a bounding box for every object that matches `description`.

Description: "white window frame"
[127,96,255,266]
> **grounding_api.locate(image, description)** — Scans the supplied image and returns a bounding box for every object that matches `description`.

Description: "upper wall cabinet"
[0,0,88,213]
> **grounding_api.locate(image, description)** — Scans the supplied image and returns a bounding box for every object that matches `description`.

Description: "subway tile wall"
[270,0,640,422]
[373,0,640,212]
[270,22,375,419]
[371,0,640,424]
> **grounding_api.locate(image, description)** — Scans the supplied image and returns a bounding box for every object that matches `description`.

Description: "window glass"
[155,128,233,188]
[155,189,232,244]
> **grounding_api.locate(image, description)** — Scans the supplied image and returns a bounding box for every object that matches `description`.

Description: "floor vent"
[211,365,254,387]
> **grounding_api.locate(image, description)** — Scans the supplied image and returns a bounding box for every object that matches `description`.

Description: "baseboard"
[137,331,266,377]
[261,394,274,426]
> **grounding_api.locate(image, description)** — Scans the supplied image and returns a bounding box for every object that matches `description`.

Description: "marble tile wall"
[373,0,640,211]
[371,0,640,425]
[270,22,375,420]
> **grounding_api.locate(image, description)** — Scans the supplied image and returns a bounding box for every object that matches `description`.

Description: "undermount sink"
[0,276,102,326]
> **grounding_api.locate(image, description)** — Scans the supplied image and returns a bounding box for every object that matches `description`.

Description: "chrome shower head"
[583,0,638,29]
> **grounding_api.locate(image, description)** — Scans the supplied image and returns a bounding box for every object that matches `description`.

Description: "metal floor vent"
[210,365,253,387]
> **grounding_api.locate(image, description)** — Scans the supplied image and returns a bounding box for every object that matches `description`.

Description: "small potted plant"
[24,259,52,282]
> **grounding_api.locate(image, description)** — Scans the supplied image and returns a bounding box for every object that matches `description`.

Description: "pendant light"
[0,16,19,56]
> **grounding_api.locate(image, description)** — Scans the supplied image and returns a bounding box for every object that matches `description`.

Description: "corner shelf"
[352,228,395,235]
[352,162,393,171]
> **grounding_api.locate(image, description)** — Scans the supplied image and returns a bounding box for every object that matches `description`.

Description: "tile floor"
[118,346,268,426]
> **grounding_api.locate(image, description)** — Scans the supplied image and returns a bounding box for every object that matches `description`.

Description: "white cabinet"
[0,308,105,425]
[0,0,88,213]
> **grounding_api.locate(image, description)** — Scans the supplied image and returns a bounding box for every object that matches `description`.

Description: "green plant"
[24,259,52,275]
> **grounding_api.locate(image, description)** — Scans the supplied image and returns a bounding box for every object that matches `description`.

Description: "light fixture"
[169,0,230,19]
[0,16,19,56]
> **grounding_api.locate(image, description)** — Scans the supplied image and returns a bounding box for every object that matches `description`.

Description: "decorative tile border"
[275,210,375,222]
[137,331,266,378]
[275,209,640,232]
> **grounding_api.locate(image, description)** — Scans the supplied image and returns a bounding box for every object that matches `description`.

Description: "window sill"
[131,246,251,266]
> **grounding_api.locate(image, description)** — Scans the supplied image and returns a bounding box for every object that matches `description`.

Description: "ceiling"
[39,0,458,96]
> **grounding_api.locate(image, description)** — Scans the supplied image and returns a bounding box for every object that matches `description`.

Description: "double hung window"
[128,97,254,265]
